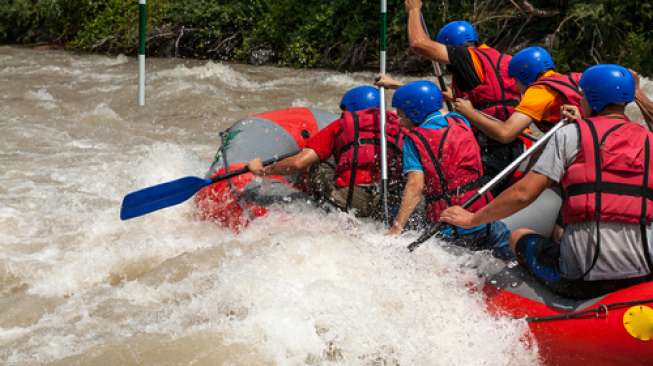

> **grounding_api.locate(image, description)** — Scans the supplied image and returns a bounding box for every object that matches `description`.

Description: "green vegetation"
[1,0,652,74]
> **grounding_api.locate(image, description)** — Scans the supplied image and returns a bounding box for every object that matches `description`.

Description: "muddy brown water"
[2,46,650,365]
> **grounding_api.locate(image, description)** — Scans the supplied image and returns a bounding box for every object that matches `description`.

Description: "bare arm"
[440,171,553,228]
[375,74,404,90]
[630,69,653,130]
[635,83,653,131]
[455,98,533,143]
[388,171,424,234]
[405,1,450,64]
[247,148,320,176]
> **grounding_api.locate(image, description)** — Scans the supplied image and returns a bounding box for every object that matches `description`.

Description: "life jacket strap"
[411,127,452,206]
[338,138,402,155]
[564,182,653,201]
[345,114,361,211]
[474,98,519,111]
[641,138,653,272]
[474,48,514,119]
[424,175,490,204]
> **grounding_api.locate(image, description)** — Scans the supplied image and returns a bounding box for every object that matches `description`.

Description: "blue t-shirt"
[402,111,483,236]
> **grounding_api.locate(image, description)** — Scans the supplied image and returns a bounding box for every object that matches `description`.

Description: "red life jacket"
[561,115,653,277]
[562,115,653,225]
[406,115,492,222]
[530,72,583,132]
[333,108,405,211]
[452,46,523,191]
[452,46,520,121]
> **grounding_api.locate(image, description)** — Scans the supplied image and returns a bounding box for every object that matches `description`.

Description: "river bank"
[2,1,652,75]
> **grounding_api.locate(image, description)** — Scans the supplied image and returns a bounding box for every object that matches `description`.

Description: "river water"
[1,46,650,365]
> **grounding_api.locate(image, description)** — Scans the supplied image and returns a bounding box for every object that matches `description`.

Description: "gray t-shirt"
[532,124,653,280]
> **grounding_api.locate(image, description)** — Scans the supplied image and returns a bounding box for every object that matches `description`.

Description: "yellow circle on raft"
[623,305,653,341]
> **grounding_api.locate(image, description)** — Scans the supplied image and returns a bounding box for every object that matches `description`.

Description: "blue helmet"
[508,46,556,86]
[580,64,635,113]
[339,85,380,112]
[436,20,479,46]
[392,80,443,125]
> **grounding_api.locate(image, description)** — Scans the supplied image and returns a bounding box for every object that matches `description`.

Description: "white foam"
[103,54,129,66]
[25,88,55,102]
[20,143,209,298]
[320,73,362,88]
[197,210,538,365]
[81,103,122,121]
[155,62,261,91]
[290,98,315,108]
[3,206,538,365]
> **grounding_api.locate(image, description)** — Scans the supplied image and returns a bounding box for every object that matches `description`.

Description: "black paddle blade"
[407,223,443,252]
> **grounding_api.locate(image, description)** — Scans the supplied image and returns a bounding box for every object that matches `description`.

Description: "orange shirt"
[467,44,489,82]
[514,70,565,122]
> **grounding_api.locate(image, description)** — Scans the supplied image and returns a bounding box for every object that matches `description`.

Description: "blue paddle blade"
[120,176,213,220]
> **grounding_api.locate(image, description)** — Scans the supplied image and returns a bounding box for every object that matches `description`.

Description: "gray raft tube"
[207,108,339,176]
[501,187,563,238]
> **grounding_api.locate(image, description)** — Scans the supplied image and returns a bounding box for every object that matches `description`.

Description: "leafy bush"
[1,0,652,75]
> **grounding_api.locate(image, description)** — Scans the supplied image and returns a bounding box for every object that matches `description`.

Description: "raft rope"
[525,297,653,323]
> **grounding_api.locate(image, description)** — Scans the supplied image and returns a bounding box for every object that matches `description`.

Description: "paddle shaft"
[379,0,390,226]
[215,151,299,182]
[407,119,568,251]
[419,13,453,112]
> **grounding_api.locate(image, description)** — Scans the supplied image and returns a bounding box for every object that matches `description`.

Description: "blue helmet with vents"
[392,80,443,125]
[579,64,635,113]
[436,20,479,46]
[340,85,380,112]
[508,46,556,86]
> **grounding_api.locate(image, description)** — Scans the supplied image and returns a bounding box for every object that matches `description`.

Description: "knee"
[509,228,536,255]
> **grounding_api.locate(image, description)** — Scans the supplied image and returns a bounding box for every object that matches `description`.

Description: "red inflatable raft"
[478,257,653,366]
[194,107,338,231]
[489,189,653,365]
[195,107,652,365]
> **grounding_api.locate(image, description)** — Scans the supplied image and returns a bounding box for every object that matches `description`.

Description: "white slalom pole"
[379,0,390,226]
[138,0,146,106]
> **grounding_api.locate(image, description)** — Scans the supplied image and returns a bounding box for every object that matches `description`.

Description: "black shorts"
[515,233,653,299]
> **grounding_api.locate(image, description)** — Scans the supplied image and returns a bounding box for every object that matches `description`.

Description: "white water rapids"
[1,46,650,365]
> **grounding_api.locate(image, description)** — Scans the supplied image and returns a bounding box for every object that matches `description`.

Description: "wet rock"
[249,48,275,65]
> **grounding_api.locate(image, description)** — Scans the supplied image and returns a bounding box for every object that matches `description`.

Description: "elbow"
[407,180,425,196]
[513,184,538,207]
[496,130,517,144]
[409,38,429,54]
[414,181,425,194]
[290,158,308,172]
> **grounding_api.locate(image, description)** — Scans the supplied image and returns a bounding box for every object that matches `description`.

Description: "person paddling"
[386,80,511,259]
[454,46,583,145]
[441,64,653,299]
[396,0,526,194]
[247,85,404,218]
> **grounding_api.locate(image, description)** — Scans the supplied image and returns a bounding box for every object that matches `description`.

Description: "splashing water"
[3,46,651,365]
